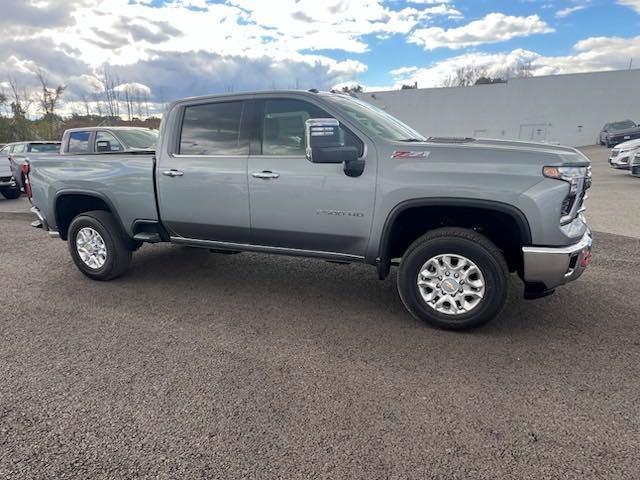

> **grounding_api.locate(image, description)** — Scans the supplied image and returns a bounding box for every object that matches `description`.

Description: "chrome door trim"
[169,236,364,262]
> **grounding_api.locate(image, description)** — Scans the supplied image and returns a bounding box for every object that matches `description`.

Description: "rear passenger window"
[179,101,247,155]
[68,131,90,153]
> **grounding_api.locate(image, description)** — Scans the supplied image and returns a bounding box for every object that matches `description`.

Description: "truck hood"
[400,137,590,164]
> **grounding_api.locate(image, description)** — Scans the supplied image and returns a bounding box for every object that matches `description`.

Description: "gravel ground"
[1,218,639,479]
[1,145,639,479]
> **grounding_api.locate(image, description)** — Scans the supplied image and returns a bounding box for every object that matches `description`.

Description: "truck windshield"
[324,94,426,142]
[118,130,158,150]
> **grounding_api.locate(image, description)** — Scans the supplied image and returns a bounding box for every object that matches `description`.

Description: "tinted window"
[261,99,363,156]
[179,102,247,155]
[13,144,25,154]
[117,130,157,150]
[96,131,123,151]
[324,94,426,142]
[68,131,90,153]
[29,143,59,153]
[609,120,636,131]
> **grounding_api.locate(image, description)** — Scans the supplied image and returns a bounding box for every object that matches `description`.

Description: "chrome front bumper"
[522,230,592,290]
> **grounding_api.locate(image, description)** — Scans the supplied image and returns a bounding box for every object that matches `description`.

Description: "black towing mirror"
[96,140,111,152]
[305,118,364,176]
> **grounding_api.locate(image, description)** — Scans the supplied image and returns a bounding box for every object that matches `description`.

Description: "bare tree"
[36,70,66,139]
[79,93,92,116]
[95,68,122,121]
[514,59,533,78]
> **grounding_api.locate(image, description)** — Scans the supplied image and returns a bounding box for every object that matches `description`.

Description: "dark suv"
[599,120,640,148]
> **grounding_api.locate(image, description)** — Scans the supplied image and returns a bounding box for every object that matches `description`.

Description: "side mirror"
[305,118,364,176]
[96,140,111,152]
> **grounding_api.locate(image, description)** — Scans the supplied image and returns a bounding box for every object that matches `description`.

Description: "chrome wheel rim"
[76,227,107,269]
[417,253,485,316]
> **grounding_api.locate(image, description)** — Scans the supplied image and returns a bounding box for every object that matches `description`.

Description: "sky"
[1,0,639,115]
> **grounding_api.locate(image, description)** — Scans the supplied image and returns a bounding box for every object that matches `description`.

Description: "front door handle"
[252,171,280,179]
[162,169,184,177]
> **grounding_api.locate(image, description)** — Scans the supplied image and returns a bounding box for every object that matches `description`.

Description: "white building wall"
[356,69,640,147]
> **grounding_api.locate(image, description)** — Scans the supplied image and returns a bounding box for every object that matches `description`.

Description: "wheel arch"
[376,198,532,279]
[54,190,127,241]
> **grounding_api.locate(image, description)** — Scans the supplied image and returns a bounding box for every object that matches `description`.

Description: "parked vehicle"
[60,126,158,154]
[608,138,640,169]
[5,141,61,192]
[25,91,592,330]
[630,151,640,177]
[599,120,640,147]
[0,144,21,199]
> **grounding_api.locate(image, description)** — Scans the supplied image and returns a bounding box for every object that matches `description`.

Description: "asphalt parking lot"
[1,146,639,479]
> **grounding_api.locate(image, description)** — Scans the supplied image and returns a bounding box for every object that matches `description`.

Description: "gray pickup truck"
[26,90,592,329]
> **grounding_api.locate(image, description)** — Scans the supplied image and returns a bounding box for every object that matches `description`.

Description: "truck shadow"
[121,244,599,339]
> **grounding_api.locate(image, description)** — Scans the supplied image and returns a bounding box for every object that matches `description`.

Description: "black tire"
[67,210,132,281]
[0,188,21,199]
[397,227,509,330]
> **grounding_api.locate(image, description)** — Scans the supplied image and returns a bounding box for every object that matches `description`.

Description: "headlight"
[543,166,590,224]
[543,166,589,194]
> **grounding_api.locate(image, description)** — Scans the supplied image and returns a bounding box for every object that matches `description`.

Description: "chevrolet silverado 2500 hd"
[26,91,592,329]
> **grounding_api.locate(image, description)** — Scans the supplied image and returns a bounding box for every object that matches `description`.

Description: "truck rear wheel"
[68,210,132,281]
[397,227,509,330]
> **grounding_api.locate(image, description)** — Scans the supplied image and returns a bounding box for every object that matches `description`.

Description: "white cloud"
[410,13,554,50]
[555,5,587,18]
[618,0,640,13]
[386,35,640,89]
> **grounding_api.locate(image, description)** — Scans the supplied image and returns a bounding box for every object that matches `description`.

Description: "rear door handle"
[252,171,280,179]
[162,169,184,177]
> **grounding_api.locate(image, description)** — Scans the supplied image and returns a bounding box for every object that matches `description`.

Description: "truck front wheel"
[397,227,509,330]
[68,211,132,281]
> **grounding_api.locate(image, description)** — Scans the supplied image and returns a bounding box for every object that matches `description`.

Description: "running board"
[133,232,162,243]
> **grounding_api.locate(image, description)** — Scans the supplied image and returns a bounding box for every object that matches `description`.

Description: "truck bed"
[29,152,158,236]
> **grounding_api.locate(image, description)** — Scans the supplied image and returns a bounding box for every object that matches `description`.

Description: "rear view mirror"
[96,140,111,152]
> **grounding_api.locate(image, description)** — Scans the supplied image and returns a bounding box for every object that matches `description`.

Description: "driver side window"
[260,99,363,156]
[96,131,123,151]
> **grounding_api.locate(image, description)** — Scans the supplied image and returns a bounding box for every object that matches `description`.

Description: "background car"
[608,138,640,169]
[0,145,21,199]
[599,120,640,147]
[5,141,61,191]
[630,151,640,177]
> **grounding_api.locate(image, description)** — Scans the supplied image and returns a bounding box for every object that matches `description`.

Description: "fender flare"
[54,189,128,239]
[375,197,532,279]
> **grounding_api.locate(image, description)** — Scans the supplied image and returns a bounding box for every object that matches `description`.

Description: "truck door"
[157,100,251,242]
[247,98,376,257]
